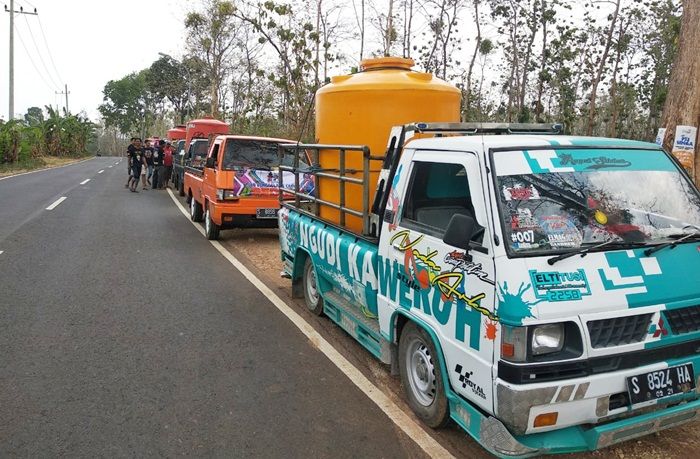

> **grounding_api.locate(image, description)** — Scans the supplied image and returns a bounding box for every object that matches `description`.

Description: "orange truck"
[183,135,313,239]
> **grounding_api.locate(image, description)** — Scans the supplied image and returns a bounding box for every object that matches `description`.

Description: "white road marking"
[0,157,94,181]
[80,179,90,185]
[0,251,3,255]
[46,196,67,210]
[166,189,453,459]
[98,169,104,174]
[108,165,113,168]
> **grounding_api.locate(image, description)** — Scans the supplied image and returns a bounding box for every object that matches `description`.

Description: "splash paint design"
[497,282,543,325]
[484,319,498,341]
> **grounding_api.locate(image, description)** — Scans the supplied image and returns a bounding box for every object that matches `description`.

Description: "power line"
[35,16,64,84]
[22,15,62,90]
[14,25,61,93]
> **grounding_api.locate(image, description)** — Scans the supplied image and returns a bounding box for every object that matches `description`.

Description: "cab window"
[401,161,479,240]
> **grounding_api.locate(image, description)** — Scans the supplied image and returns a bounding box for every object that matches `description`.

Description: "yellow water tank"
[315,56,461,233]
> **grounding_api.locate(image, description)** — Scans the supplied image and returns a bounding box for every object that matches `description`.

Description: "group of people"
[126,137,174,192]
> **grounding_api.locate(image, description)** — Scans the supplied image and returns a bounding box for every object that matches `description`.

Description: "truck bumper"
[450,394,700,458]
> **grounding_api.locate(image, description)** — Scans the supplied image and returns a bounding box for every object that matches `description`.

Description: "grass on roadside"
[0,154,91,177]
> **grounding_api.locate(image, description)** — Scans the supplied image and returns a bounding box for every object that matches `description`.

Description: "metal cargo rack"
[278,143,384,238]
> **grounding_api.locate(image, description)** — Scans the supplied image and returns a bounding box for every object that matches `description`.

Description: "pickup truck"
[185,135,312,240]
[174,138,209,197]
[278,122,700,457]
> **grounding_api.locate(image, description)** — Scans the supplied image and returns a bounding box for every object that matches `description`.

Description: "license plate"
[256,208,278,219]
[627,363,696,405]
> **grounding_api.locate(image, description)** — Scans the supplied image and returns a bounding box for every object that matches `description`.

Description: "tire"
[399,322,450,428]
[302,257,324,316]
[178,175,185,197]
[190,196,203,222]
[204,206,220,240]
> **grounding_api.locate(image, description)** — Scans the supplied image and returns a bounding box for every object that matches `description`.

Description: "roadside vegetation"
[0,106,97,175]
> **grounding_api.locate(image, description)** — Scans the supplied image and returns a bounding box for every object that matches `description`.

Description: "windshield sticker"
[529,269,591,302]
[510,208,539,229]
[494,148,677,175]
[540,216,582,248]
[503,184,540,201]
[233,169,314,197]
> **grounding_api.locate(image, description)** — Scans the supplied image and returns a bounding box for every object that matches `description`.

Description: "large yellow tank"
[316,57,461,232]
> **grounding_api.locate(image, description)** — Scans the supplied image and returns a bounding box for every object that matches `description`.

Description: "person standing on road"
[126,137,137,188]
[163,141,174,189]
[127,138,144,193]
[143,142,154,189]
[153,140,166,189]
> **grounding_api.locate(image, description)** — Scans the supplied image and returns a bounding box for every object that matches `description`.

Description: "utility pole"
[56,84,69,114]
[4,1,38,120]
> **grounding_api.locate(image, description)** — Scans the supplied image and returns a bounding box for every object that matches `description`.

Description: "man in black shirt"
[153,140,165,189]
[127,137,144,193]
[143,140,155,189]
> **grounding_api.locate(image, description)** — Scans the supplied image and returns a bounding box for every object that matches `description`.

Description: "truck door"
[202,139,222,206]
[378,150,497,411]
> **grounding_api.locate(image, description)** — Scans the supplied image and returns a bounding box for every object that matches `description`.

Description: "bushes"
[0,107,96,166]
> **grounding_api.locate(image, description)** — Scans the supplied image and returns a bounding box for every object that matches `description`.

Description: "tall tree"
[661,0,700,183]
[185,0,238,118]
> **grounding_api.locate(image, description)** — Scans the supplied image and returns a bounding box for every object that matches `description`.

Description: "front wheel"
[190,196,203,222]
[303,257,323,316]
[398,322,450,428]
[204,206,220,240]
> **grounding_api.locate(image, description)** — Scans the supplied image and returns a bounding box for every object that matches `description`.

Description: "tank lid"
[360,57,414,72]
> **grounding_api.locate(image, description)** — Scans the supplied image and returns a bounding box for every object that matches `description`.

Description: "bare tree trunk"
[534,0,547,121]
[386,0,394,56]
[518,0,539,118]
[315,0,322,88]
[662,0,700,183]
[586,0,621,136]
[608,19,626,138]
[465,0,482,119]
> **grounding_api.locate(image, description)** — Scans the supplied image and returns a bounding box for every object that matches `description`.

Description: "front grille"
[587,314,653,348]
[665,305,700,334]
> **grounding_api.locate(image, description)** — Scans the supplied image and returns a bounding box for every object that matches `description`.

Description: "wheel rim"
[205,209,211,233]
[190,198,195,216]
[405,338,436,407]
[305,264,319,307]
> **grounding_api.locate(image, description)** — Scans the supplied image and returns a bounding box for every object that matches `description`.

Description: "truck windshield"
[190,140,209,158]
[222,139,299,170]
[493,147,700,256]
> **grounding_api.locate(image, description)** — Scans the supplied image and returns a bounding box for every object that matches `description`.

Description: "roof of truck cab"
[405,135,660,152]
[215,135,295,143]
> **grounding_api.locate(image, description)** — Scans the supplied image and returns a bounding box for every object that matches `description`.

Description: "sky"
[0,0,191,121]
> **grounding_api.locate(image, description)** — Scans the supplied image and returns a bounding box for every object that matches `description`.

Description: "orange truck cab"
[184,135,312,240]
[167,125,186,142]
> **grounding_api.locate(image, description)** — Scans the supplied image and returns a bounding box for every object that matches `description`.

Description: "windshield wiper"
[644,231,700,256]
[547,240,648,265]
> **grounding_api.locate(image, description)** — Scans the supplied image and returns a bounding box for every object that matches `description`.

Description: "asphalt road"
[0,158,421,457]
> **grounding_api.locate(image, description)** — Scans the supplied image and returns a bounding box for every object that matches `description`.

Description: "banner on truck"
[671,125,697,178]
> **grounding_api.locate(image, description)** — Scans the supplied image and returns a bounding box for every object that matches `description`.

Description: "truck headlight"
[216,189,239,200]
[531,323,565,355]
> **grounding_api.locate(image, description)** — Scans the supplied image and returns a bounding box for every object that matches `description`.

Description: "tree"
[661,0,700,182]
[146,55,189,123]
[99,72,149,136]
[24,107,44,126]
[185,0,239,118]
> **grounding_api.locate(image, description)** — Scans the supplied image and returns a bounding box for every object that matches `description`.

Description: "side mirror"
[443,214,480,250]
[205,156,216,168]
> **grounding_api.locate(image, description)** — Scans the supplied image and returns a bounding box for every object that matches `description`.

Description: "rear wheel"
[399,322,450,428]
[190,196,203,222]
[204,206,220,240]
[303,257,323,316]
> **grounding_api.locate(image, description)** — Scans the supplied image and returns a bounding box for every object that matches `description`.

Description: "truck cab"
[185,135,312,240]
[278,123,700,457]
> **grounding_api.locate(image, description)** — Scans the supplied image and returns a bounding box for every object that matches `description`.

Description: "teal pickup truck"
[278,123,700,457]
